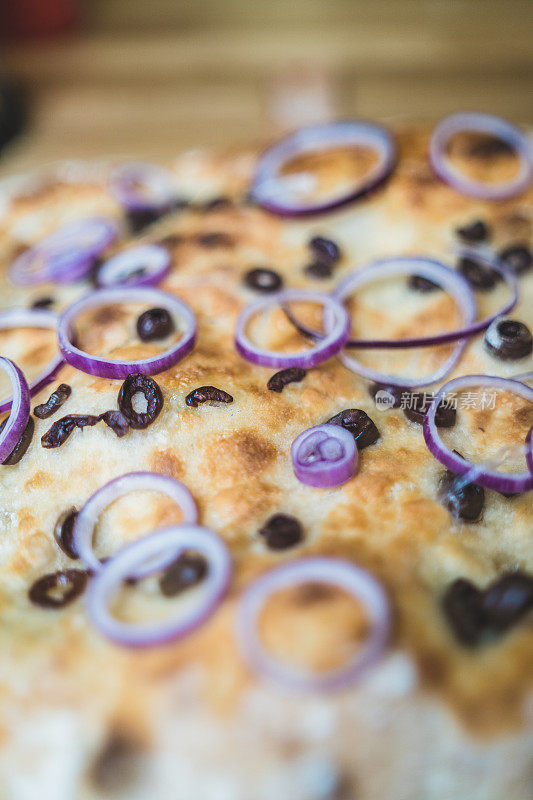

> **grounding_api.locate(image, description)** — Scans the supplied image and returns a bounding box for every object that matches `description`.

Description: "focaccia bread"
[0,123,532,800]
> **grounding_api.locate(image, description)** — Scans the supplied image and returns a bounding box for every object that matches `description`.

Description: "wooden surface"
[1,0,532,176]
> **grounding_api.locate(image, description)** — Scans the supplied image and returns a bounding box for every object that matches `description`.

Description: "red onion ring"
[0,357,31,463]
[87,524,231,647]
[526,427,533,477]
[429,112,533,200]
[236,557,390,692]
[250,120,396,216]
[109,162,178,212]
[0,308,64,414]
[291,424,358,488]
[423,375,533,493]
[73,471,198,576]
[96,244,171,288]
[9,217,118,286]
[58,286,197,379]
[235,289,350,369]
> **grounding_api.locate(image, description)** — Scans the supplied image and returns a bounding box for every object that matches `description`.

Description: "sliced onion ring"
[96,244,171,288]
[58,286,197,378]
[87,524,231,647]
[9,217,118,286]
[429,112,533,200]
[423,375,533,493]
[236,557,390,692]
[250,120,396,216]
[109,162,178,212]
[291,424,358,488]
[0,357,31,463]
[73,471,198,576]
[0,308,64,414]
[526,427,533,477]
[235,289,350,369]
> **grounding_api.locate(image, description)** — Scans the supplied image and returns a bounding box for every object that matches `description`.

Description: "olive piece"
[34,383,72,419]
[438,469,485,522]
[196,231,234,248]
[31,296,54,309]
[442,578,486,646]
[403,393,456,427]
[304,261,333,279]
[482,572,533,632]
[244,268,283,293]
[41,414,101,448]
[258,514,303,550]
[28,569,88,609]
[325,408,380,450]
[159,552,207,597]
[484,318,533,361]
[185,386,233,407]
[498,244,532,276]
[54,507,79,559]
[267,367,306,393]
[458,256,500,290]
[309,236,341,266]
[407,274,441,293]
[0,415,34,465]
[456,220,490,243]
[136,307,175,342]
[118,373,163,429]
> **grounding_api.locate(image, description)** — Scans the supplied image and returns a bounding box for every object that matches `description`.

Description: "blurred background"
[0,0,532,176]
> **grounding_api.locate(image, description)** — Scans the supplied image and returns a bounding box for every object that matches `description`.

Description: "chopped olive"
[54,507,79,559]
[244,267,283,293]
[438,469,485,522]
[403,393,456,427]
[41,414,101,448]
[458,256,500,290]
[196,231,234,248]
[267,367,307,393]
[126,201,185,235]
[325,408,380,450]
[304,261,333,279]
[456,220,490,243]
[185,386,233,407]
[90,734,142,793]
[309,236,341,266]
[118,373,163,429]
[157,233,184,249]
[34,383,72,419]
[498,243,532,276]
[408,274,442,292]
[28,569,87,609]
[136,307,175,342]
[100,410,130,438]
[259,514,303,550]
[484,318,533,361]
[159,552,207,596]
[482,572,533,632]
[0,416,34,465]
[442,578,486,646]
[367,383,405,409]
[31,296,54,309]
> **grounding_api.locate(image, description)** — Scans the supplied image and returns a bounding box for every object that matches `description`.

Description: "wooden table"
[1,0,532,176]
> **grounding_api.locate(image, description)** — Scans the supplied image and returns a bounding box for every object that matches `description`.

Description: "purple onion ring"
[291,424,358,488]
[73,471,198,576]
[236,557,390,692]
[87,524,231,647]
[423,375,533,493]
[58,286,197,379]
[109,162,178,212]
[96,243,171,288]
[250,120,396,216]
[235,289,350,369]
[0,357,31,463]
[429,112,533,200]
[0,308,64,414]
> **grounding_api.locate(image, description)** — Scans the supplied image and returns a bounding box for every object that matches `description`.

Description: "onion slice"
[423,375,533,493]
[58,286,197,378]
[235,289,350,369]
[9,217,118,286]
[73,471,198,576]
[109,162,178,212]
[0,308,64,413]
[236,557,390,691]
[250,120,396,216]
[96,243,171,288]
[429,112,533,200]
[87,524,231,647]
[291,424,358,488]
[0,357,31,463]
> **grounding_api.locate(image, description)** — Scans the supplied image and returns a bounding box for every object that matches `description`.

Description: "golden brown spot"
[89,732,143,794]
[231,429,277,474]
[91,305,128,326]
[24,470,52,490]
[515,404,533,428]
[149,450,183,480]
